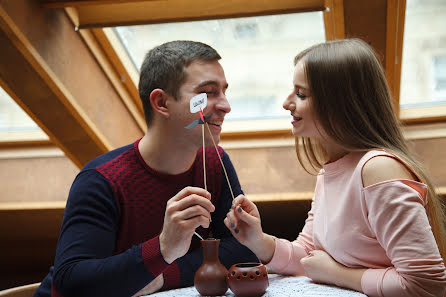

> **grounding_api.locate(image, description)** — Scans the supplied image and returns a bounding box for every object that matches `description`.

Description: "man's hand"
[159,187,214,264]
[132,274,164,296]
[300,250,365,292]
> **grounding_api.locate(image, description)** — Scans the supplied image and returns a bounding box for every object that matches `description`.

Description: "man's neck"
[138,128,198,175]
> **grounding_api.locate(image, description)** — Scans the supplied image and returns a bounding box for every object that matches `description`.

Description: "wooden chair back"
[0,283,40,297]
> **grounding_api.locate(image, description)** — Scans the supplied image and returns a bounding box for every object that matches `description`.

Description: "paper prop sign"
[190,93,207,113]
[185,93,209,129]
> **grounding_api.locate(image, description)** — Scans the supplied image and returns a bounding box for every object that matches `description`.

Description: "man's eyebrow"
[195,80,229,89]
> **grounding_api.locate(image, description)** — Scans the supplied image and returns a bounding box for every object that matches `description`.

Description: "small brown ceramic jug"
[194,238,228,296]
[227,262,269,297]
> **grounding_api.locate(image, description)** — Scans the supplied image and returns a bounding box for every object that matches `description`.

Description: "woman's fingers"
[233,203,259,227]
[233,195,260,217]
[225,194,262,233]
[225,208,238,230]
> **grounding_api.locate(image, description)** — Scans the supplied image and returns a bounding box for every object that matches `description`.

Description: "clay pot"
[227,263,269,297]
[194,238,228,296]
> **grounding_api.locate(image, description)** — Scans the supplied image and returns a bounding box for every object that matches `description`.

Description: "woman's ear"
[149,89,170,119]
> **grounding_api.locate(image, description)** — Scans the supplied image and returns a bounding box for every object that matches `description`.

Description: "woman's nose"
[283,96,295,111]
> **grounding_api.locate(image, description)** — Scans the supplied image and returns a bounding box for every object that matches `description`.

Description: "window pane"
[114,12,325,121]
[0,86,39,132]
[400,0,446,108]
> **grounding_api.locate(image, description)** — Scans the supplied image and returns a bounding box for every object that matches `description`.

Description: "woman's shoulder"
[360,150,416,187]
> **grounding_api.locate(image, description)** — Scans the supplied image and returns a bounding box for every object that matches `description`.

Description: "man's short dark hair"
[138,40,221,127]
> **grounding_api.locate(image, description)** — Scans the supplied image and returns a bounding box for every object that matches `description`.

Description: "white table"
[148,274,367,296]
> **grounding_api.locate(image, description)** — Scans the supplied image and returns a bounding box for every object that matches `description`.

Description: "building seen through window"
[115,12,325,122]
[400,0,446,108]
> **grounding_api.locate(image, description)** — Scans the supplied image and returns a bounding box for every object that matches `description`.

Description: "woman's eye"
[296,91,306,99]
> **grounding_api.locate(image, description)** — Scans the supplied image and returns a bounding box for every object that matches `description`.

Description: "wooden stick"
[202,124,207,191]
[205,123,235,200]
[202,124,212,223]
[194,231,204,240]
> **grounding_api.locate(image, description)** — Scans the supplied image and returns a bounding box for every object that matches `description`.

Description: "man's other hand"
[159,186,214,263]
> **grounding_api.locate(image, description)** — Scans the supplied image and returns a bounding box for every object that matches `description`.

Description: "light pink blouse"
[267,150,446,297]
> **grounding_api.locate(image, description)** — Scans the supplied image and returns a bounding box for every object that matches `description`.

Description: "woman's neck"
[320,138,349,164]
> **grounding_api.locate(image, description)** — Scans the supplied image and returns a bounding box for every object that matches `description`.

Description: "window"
[432,56,446,101]
[0,86,39,133]
[400,0,446,109]
[114,12,325,123]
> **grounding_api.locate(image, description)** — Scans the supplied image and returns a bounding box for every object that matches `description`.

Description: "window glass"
[400,0,446,108]
[114,12,325,121]
[0,86,39,133]
[432,56,446,100]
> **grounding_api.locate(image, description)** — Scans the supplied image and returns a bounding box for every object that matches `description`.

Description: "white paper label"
[189,93,207,113]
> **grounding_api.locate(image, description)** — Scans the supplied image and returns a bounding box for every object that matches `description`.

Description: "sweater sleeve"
[161,150,258,289]
[52,170,167,297]
[361,180,446,297]
[266,198,316,275]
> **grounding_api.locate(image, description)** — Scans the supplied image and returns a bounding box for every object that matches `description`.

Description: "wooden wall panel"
[226,146,317,195]
[0,154,78,203]
[227,136,446,197]
[0,208,63,290]
[409,138,446,187]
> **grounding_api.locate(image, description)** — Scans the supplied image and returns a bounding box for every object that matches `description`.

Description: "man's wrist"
[159,234,175,264]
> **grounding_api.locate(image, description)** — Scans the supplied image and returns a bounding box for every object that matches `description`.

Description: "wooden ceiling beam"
[41,0,160,8]
[0,0,144,168]
[41,0,326,29]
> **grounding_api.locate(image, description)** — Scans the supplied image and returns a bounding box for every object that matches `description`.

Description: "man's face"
[169,60,231,148]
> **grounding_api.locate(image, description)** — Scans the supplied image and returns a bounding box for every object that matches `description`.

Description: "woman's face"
[283,61,322,138]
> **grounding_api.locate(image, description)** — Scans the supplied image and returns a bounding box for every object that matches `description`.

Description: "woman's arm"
[360,156,446,296]
[300,250,366,292]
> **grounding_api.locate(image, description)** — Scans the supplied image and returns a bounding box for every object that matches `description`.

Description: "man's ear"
[149,89,170,119]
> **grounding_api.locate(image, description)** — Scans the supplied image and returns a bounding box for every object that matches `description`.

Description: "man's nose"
[216,93,231,114]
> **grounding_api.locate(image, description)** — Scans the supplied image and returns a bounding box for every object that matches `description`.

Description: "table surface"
[147,274,367,297]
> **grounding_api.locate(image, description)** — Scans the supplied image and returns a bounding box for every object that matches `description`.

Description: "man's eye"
[204,90,218,96]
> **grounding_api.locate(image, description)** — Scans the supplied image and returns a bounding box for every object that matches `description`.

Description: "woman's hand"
[300,250,365,292]
[224,194,275,263]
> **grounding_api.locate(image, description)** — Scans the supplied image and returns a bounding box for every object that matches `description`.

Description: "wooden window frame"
[3,0,444,148]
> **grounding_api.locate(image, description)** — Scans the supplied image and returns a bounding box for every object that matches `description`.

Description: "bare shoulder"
[362,155,416,187]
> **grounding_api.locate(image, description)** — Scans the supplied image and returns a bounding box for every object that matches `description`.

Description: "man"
[34,41,257,297]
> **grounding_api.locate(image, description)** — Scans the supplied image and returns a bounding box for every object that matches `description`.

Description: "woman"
[225,39,446,296]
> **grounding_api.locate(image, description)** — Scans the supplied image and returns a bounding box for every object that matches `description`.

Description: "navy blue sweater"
[34,140,257,297]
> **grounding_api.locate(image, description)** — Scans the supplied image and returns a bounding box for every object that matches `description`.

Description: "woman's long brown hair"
[294,38,446,260]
